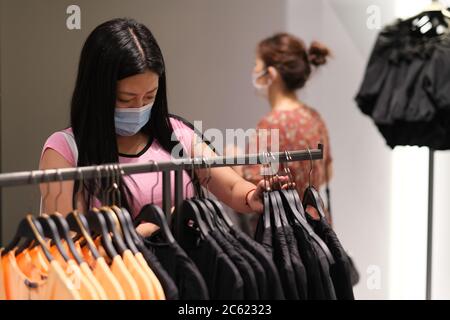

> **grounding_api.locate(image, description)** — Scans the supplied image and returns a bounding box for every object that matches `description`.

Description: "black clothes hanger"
[90,165,127,256]
[122,206,146,246]
[172,161,209,244]
[276,178,335,266]
[136,203,176,244]
[98,208,128,255]
[282,151,306,218]
[193,198,216,231]
[108,165,140,254]
[202,198,230,235]
[134,162,176,244]
[263,155,282,229]
[66,210,101,260]
[110,205,139,254]
[205,198,234,231]
[85,208,119,258]
[269,191,283,229]
[260,156,274,230]
[78,165,119,259]
[192,159,220,231]
[48,213,85,265]
[65,168,101,260]
[265,152,335,266]
[96,165,129,255]
[273,191,292,228]
[12,171,53,255]
[33,216,70,262]
[405,2,450,37]
[265,155,293,229]
[294,149,335,265]
[302,148,327,220]
[31,170,71,262]
[303,187,327,219]
[3,215,53,262]
[198,158,231,234]
[43,170,85,264]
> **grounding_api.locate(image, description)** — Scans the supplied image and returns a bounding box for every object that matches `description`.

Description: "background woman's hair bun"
[308,41,331,67]
[258,33,331,91]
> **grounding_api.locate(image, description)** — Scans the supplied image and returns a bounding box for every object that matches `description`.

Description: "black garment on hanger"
[272,224,300,299]
[255,208,303,299]
[307,217,355,300]
[232,229,285,300]
[254,215,273,256]
[210,230,259,300]
[220,229,268,300]
[144,232,209,300]
[290,221,327,300]
[313,239,337,300]
[135,242,180,300]
[283,221,308,300]
[183,232,244,300]
[355,17,450,149]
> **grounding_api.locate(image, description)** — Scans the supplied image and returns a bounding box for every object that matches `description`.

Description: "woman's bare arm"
[39,148,86,216]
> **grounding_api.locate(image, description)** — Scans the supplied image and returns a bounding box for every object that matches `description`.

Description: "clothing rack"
[0,144,324,244]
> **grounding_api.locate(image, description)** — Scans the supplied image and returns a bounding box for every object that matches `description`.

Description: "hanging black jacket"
[220,229,268,300]
[254,214,273,256]
[355,17,450,149]
[210,229,259,300]
[283,222,308,300]
[144,232,209,300]
[255,212,300,300]
[290,221,328,300]
[182,232,244,300]
[135,241,180,300]
[307,217,355,300]
[232,228,285,300]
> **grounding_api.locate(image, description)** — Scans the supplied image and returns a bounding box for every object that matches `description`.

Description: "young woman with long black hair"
[39,18,280,237]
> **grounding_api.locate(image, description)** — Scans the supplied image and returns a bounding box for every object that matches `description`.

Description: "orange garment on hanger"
[0,249,7,300]
[122,250,155,300]
[48,245,99,300]
[2,250,80,300]
[134,252,166,300]
[76,240,126,300]
[91,237,141,300]
[57,240,108,300]
[59,241,108,300]
[27,246,48,274]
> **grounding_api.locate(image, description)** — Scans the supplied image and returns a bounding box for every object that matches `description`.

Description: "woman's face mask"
[114,102,154,136]
[252,69,272,97]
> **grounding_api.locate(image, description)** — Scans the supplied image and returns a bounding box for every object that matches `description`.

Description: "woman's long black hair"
[70,18,181,214]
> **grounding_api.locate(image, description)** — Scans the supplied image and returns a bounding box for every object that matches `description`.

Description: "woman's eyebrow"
[118,87,158,96]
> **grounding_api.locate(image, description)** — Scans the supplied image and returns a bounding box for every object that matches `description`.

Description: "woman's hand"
[136,222,160,238]
[246,176,291,213]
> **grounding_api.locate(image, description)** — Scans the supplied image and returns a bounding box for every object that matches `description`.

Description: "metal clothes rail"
[0,144,323,243]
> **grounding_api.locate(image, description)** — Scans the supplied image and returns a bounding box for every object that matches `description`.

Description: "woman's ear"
[267,66,279,81]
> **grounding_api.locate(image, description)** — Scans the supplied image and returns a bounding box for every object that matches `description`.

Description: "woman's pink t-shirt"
[40,117,196,217]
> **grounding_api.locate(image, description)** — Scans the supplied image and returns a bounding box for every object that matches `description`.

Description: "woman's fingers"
[270,175,291,190]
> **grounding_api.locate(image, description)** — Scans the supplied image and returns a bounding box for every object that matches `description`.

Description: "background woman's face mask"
[114,102,153,136]
[252,69,272,97]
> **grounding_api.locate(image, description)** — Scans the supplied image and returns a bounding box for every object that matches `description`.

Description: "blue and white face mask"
[114,102,153,136]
